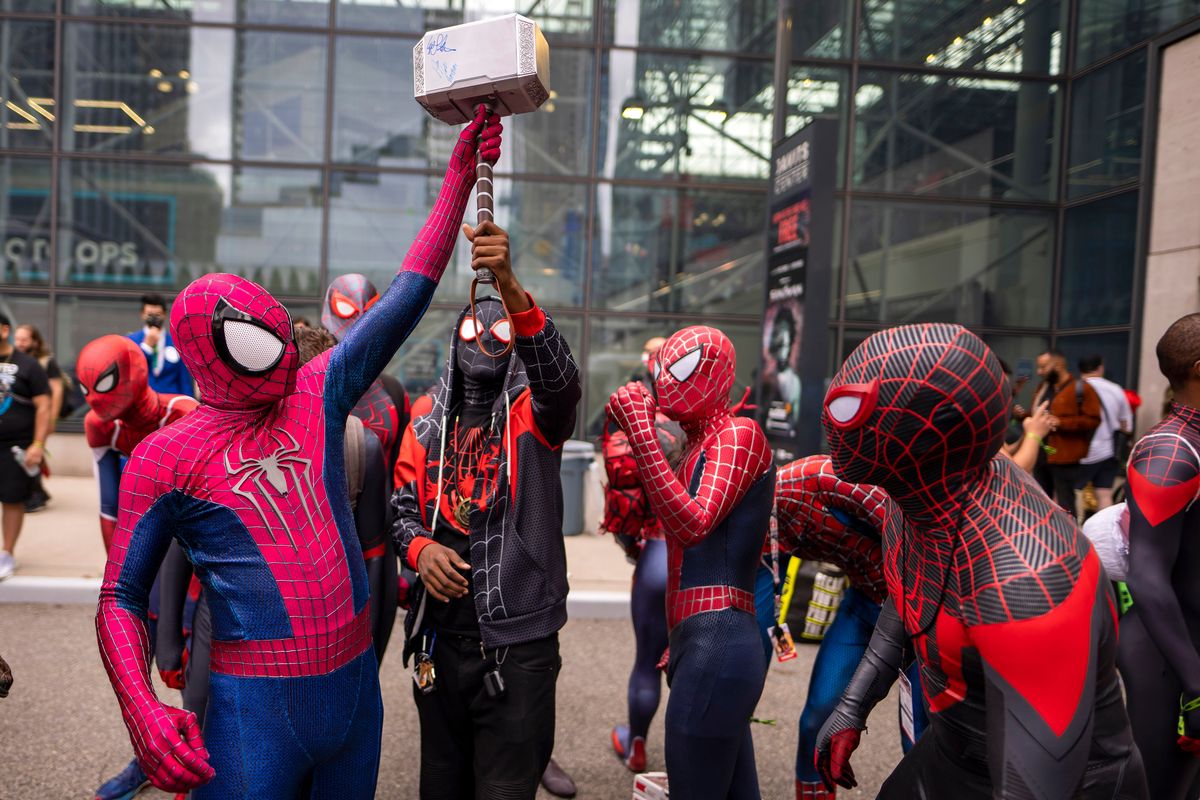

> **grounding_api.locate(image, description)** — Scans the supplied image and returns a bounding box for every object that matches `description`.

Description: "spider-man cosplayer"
[95,106,502,798]
[602,345,687,773]
[393,238,581,798]
[607,326,774,800]
[1122,313,1200,800]
[813,323,1146,799]
[80,335,197,555]
[321,273,411,470]
[78,335,201,800]
[775,454,927,800]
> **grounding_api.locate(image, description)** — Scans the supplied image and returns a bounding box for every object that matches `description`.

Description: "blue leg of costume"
[625,539,669,745]
[753,560,782,664]
[194,651,382,800]
[666,609,767,800]
[795,587,928,787]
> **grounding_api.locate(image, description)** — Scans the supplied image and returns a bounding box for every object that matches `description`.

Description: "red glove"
[159,648,189,690]
[133,704,214,792]
[815,711,863,790]
[449,105,503,177]
[656,647,670,672]
[606,382,657,449]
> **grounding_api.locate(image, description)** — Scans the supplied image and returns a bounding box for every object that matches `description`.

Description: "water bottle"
[11,446,40,478]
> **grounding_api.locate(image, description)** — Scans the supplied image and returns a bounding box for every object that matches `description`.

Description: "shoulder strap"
[344,415,366,509]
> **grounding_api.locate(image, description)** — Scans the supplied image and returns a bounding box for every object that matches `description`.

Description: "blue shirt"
[127,329,194,397]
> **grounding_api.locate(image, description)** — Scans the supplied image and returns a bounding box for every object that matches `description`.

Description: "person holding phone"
[127,292,194,397]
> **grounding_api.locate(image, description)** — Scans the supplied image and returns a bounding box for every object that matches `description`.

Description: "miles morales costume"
[775,454,927,800]
[814,323,1146,799]
[78,334,199,800]
[608,326,773,800]
[95,107,502,797]
[1122,313,1200,800]
[393,289,581,799]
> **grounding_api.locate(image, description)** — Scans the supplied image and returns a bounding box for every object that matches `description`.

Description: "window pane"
[783,65,849,187]
[584,316,759,436]
[591,184,766,315]
[63,24,328,162]
[57,160,324,293]
[1067,49,1145,200]
[329,172,587,308]
[54,295,147,373]
[854,70,1060,201]
[1059,191,1137,328]
[845,200,1054,328]
[0,21,55,151]
[335,0,593,41]
[604,0,791,56]
[0,294,51,346]
[1056,331,1130,387]
[2,157,52,286]
[858,0,1064,74]
[70,0,330,27]
[333,37,592,176]
[1075,0,1200,68]
[598,50,774,183]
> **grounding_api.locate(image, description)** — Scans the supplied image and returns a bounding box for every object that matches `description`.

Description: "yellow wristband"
[30,440,44,448]
[1025,432,1041,442]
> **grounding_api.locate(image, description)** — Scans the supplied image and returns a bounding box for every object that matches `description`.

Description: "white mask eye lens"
[93,366,118,394]
[459,317,482,342]
[667,347,702,382]
[224,320,286,373]
[333,298,357,318]
[651,361,660,379]
[81,384,89,396]
[827,395,863,424]
[490,320,512,344]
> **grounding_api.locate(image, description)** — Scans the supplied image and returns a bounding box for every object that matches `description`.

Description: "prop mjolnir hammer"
[414,13,550,357]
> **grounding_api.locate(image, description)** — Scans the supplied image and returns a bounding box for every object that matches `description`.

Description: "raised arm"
[96,450,213,792]
[1126,432,1200,747]
[323,108,502,418]
[815,597,906,790]
[608,382,770,546]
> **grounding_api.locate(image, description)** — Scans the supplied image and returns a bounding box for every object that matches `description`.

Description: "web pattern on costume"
[96,108,493,783]
[822,323,1124,799]
[775,454,890,603]
[608,326,772,629]
[1127,404,1200,526]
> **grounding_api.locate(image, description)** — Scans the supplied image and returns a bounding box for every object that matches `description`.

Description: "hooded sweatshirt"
[393,298,581,651]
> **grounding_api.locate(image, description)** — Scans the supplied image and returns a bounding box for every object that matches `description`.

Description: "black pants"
[414,632,559,800]
[184,592,211,729]
[1048,463,1080,513]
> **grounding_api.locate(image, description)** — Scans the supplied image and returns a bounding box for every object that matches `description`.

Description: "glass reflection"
[335,0,593,40]
[1067,50,1145,200]
[1060,190,1137,328]
[854,70,1059,201]
[1056,331,1129,386]
[62,24,328,162]
[70,0,331,27]
[590,184,765,315]
[604,0,782,55]
[1,157,52,286]
[845,200,1054,328]
[329,173,587,307]
[333,36,592,175]
[1075,0,1200,68]
[57,160,323,293]
[598,50,774,182]
[858,0,1064,74]
[0,21,55,152]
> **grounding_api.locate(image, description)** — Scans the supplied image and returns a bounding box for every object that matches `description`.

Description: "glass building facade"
[0,0,1196,433]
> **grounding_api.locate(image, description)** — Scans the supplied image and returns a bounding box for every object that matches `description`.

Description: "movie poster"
[758,119,836,461]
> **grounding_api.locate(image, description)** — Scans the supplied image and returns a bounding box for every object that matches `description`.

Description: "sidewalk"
[1,476,634,614]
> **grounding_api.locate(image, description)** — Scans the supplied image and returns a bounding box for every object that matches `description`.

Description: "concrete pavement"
[0,603,904,799]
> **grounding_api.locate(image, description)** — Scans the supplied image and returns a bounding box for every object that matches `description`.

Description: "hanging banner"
[758,118,837,462]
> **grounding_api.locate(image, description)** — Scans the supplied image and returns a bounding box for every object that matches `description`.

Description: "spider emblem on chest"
[223,429,317,550]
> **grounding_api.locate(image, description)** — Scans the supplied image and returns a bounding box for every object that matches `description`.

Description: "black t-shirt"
[41,356,61,381]
[427,518,480,637]
[0,350,50,444]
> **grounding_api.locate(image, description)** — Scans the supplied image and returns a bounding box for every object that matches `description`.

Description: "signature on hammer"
[426,33,456,55]
[432,59,458,82]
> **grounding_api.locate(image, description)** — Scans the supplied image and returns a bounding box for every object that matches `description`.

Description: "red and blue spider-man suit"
[79,335,197,555]
[813,323,1146,798]
[608,326,773,800]
[95,107,501,797]
[775,455,927,800]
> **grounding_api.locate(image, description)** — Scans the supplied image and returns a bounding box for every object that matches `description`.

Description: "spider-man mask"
[321,273,381,342]
[654,326,736,425]
[455,298,512,390]
[822,324,1010,493]
[77,335,149,422]
[171,273,299,409]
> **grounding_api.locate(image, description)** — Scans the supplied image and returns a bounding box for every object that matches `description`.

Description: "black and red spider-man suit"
[814,323,1147,799]
[608,325,773,800]
[1123,400,1200,799]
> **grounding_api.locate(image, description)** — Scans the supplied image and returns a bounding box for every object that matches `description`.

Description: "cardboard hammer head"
[414,13,550,124]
